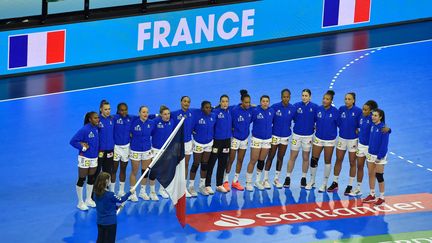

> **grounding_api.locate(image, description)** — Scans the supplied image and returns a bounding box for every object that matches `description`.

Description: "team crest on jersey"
[257,113,264,119]
[147,124,151,128]
[329,113,333,118]
[276,110,282,116]
[218,112,224,119]
[341,112,346,118]
[360,119,363,125]
[177,114,183,120]
[110,120,113,125]
[98,122,104,128]
[352,112,355,116]
[199,118,206,124]
[117,118,123,124]
[135,125,141,131]
[288,110,291,114]
[269,111,272,116]
[88,131,94,138]
[317,112,322,118]
[297,108,303,114]
[310,108,313,112]
[157,122,164,128]
[238,115,244,122]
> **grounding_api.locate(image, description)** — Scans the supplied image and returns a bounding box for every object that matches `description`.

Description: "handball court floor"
[1,21,431,243]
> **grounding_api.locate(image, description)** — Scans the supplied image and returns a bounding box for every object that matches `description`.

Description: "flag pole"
[117,117,185,214]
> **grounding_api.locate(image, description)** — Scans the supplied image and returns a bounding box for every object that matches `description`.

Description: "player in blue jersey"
[264,89,296,189]
[70,111,99,210]
[362,109,390,206]
[284,89,319,188]
[97,100,115,176]
[305,90,339,192]
[327,93,362,195]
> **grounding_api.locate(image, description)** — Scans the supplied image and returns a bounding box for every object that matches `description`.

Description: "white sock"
[349,177,355,186]
[357,182,362,188]
[334,176,339,183]
[86,184,93,202]
[275,171,280,180]
[199,178,205,187]
[302,172,306,178]
[224,172,229,183]
[119,182,125,193]
[310,167,317,183]
[380,192,385,199]
[370,189,375,196]
[76,185,84,204]
[264,170,269,180]
[109,182,115,192]
[233,173,239,183]
[246,173,253,183]
[141,185,146,193]
[286,172,291,178]
[256,171,262,182]
[150,185,156,193]
[189,180,195,188]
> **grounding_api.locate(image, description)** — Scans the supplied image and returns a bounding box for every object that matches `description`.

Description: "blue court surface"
[0,36,431,242]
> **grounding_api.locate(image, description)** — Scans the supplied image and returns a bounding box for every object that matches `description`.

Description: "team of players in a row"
[70,88,390,211]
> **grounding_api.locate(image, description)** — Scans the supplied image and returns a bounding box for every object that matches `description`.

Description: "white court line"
[428,168,432,172]
[398,156,405,159]
[1,39,431,103]
[417,164,424,168]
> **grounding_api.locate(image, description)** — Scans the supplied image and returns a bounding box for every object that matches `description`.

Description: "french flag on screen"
[8,30,66,69]
[323,0,371,27]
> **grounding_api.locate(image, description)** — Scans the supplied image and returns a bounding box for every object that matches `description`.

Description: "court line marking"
[1,39,431,103]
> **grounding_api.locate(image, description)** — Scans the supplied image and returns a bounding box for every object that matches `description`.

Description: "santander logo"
[214,214,255,227]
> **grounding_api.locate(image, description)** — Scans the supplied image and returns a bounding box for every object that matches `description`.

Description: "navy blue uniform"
[271,102,296,138]
[314,106,339,141]
[251,106,274,140]
[70,123,99,158]
[293,101,319,136]
[368,122,390,160]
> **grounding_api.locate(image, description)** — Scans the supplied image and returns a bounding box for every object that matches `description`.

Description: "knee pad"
[310,157,319,168]
[201,163,208,172]
[257,160,264,171]
[190,163,199,173]
[87,174,95,185]
[76,177,86,187]
[376,173,384,183]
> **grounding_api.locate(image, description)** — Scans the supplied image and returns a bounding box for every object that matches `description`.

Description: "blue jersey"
[172,109,195,143]
[315,106,339,140]
[151,117,175,149]
[368,122,390,160]
[113,114,135,146]
[70,124,99,158]
[231,105,252,140]
[251,106,274,140]
[95,191,131,225]
[98,115,115,150]
[130,118,155,151]
[271,102,296,137]
[358,114,373,145]
[193,111,216,144]
[212,107,232,140]
[338,105,362,139]
[293,101,319,136]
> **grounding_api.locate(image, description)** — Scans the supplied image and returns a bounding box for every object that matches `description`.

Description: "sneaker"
[254,181,264,190]
[199,186,209,196]
[223,181,231,192]
[139,191,150,201]
[206,186,215,195]
[362,194,376,203]
[245,182,254,191]
[305,181,315,190]
[300,177,307,188]
[149,192,159,201]
[185,189,191,198]
[318,184,327,193]
[344,185,353,196]
[129,193,138,202]
[117,191,126,197]
[159,188,169,199]
[327,182,339,192]
[85,199,96,208]
[231,181,244,191]
[216,185,228,193]
[189,186,198,197]
[77,202,89,211]
[283,177,291,188]
[263,180,271,189]
[349,187,362,197]
[374,198,385,206]
[273,178,283,189]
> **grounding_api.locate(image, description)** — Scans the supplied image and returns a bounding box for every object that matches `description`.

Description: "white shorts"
[114,144,130,162]
[78,156,98,169]
[152,148,161,157]
[193,140,213,153]
[271,135,290,146]
[231,137,248,150]
[184,140,193,156]
[356,143,369,157]
[250,137,272,149]
[313,136,336,147]
[366,153,388,165]
[291,133,313,152]
[337,137,358,152]
[129,149,153,161]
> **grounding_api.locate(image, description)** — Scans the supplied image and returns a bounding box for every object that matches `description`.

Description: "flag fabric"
[323,0,371,27]
[8,30,66,69]
[150,122,186,227]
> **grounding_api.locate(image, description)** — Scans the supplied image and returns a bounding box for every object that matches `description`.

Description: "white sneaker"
[139,191,150,201]
[77,202,89,211]
[199,186,209,196]
[245,182,254,191]
[216,185,227,193]
[273,178,283,189]
[206,186,215,195]
[305,181,315,190]
[349,187,362,196]
[149,192,159,201]
[263,180,271,189]
[185,189,191,198]
[85,198,96,208]
[189,186,198,197]
[254,181,264,190]
[159,188,169,199]
[117,191,126,197]
[129,193,138,202]
[318,184,327,193]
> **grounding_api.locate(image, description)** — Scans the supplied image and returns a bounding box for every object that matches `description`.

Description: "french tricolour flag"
[323,0,371,27]
[8,30,66,69]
